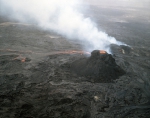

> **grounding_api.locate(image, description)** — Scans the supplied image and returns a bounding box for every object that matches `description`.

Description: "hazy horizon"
[84,0,150,8]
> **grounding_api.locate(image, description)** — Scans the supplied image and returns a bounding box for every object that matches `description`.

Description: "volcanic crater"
[70,50,125,83]
[0,3,150,117]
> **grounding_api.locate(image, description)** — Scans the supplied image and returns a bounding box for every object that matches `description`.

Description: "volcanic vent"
[71,50,125,83]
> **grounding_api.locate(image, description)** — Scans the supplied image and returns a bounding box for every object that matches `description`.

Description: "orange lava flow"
[0,49,32,53]
[62,50,90,55]
[99,50,107,54]
[0,49,90,55]
[21,58,26,62]
[12,55,26,62]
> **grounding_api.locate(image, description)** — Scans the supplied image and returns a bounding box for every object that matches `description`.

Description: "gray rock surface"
[0,4,150,117]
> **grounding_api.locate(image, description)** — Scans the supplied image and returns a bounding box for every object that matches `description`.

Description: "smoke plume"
[0,0,124,52]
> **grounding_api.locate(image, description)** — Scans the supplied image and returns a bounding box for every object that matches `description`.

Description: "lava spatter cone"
[71,50,125,83]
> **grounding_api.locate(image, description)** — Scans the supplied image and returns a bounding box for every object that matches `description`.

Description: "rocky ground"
[0,3,150,118]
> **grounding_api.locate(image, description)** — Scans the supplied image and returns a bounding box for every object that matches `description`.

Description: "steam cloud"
[0,0,124,52]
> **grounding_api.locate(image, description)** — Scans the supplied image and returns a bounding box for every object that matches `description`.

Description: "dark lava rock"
[71,50,125,83]
[110,44,132,55]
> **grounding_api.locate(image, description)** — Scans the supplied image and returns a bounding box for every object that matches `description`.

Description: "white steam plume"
[0,0,124,52]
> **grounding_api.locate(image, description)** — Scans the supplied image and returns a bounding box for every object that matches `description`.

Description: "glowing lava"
[99,50,107,54]
[21,58,26,62]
